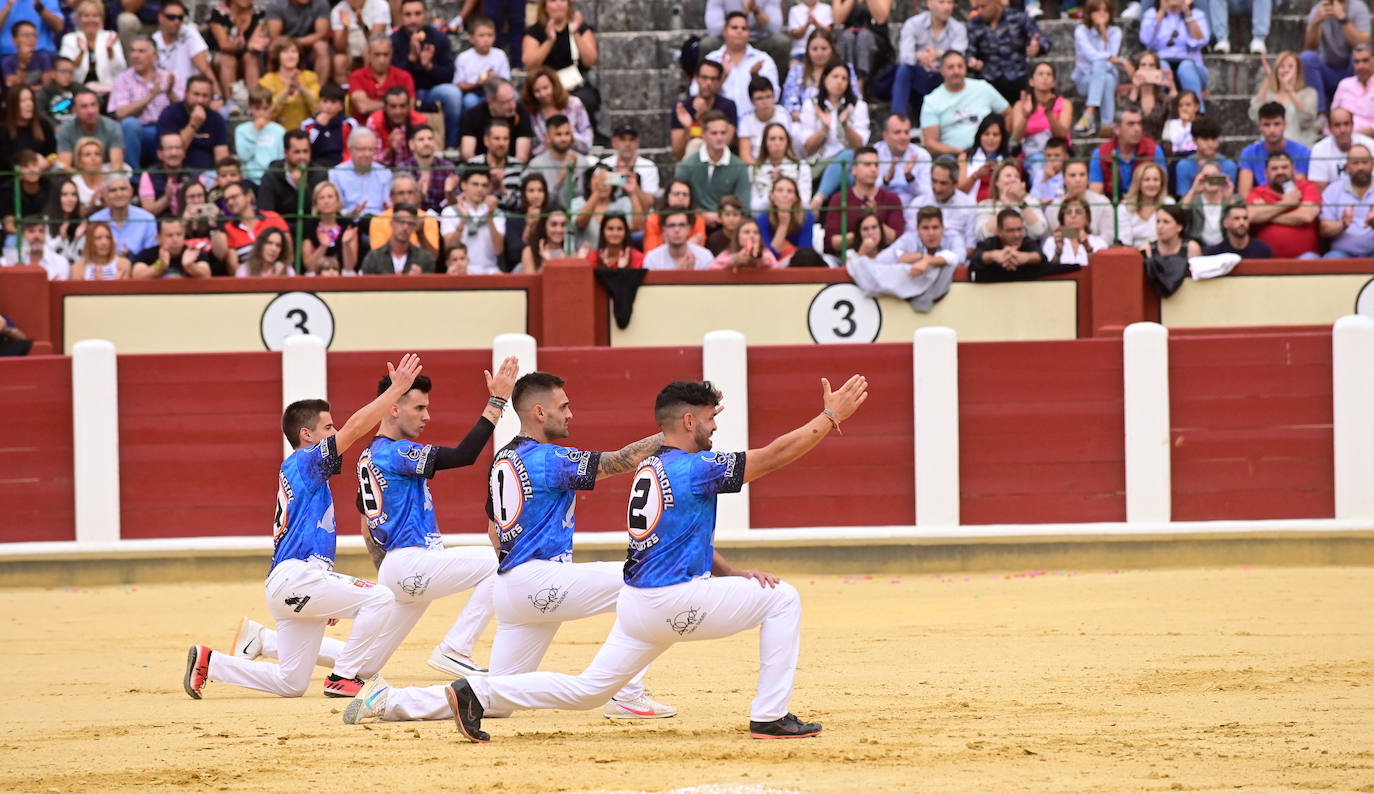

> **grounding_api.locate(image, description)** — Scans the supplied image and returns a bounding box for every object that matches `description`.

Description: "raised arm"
[334,353,423,452]
[430,355,520,470]
[741,374,868,484]
[596,432,665,480]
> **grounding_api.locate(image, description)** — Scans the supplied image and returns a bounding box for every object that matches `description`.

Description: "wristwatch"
[1339,16,1351,23]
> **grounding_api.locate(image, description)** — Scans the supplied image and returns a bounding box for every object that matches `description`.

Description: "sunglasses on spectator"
[163,12,184,20]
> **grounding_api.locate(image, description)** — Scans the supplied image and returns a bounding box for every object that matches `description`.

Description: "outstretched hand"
[822,373,869,423]
[486,355,520,399]
[387,353,423,393]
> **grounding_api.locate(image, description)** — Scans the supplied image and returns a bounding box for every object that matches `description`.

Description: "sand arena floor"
[1,565,1370,793]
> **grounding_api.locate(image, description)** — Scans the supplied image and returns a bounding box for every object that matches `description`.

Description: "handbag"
[556,26,584,92]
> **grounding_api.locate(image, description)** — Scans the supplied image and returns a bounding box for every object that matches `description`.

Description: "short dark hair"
[654,381,721,427]
[320,83,348,103]
[13,148,41,168]
[385,85,411,102]
[283,128,311,148]
[484,118,513,137]
[461,165,491,184]
[1258,101,1287,121]
[392,201,418,218]
[723,10,749,25]
[546,113,571,130]
[699,109,729,129]
[996,208,1023,229]
[915,206,943,226]
[748,75,774,99]
[282,398,331,447]
[853,145,878,161]
[511,371,566,414]
[12,20,35,35]
[1158,203,1188,231]
[1266,150,1293,167]
[1044,137,1070,154]
[377,373,431,397]
[1191,115,1221,140]
[1222,200,1248,219]
[940,50,965,64]
[220,179,250,197]
[931,159,958,182]
[408,123,435,141]
[162,0,187,13]
[661,209,693,227]
[466,14,496,33]
[697,59,723,78]
[186,74,214,94]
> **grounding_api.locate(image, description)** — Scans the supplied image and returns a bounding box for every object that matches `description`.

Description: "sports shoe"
[1213,39,1231,54]
[428,648,489,678]
[184,645,211,700]
[1120,1,1141,20]
[603,693,678,719]
[1249,38,1267,54]
[749,712,823,739]
[343,675,390,724]
[232,617,264,659]
[1073,110,1097,135]
[323,673,364,698]
[445,679,490,742]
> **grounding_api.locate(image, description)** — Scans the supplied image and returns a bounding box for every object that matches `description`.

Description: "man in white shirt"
[440,167,506,274]
[643,210,715,269]
[153,0,221,103]
[598,122,661,198]
[875,113,933,211]
[6,222,71,280]
[736,75,792,163]
[1309,107,1374,191]
[330,0,390,81]
[702,0,789,71]
[929,160,977,258]
[701,12,780,123]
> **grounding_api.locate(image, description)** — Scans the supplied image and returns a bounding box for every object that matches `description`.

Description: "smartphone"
[604,173,627,187]
[1205,175,1228,187]
[1280,180,1296,194]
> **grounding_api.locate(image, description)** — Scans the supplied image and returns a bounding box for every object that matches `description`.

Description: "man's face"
[223,185,249,216]
[391,211,418,244]
[158,136,185,168]
[1260,115,1287,145]
[1223,208,1250,238]
[385,94,410,126]
[547,124,573,155]
[931,167,955,201]
[1064,162,1089,194]
[1116,112,1143,146]
[159,5,184,36]
[470,26,495,51]
[490,85,517,117]
[696,65,722,98]
[368,41,393,73]
[939,55,966,86]
[928,0,953,19]
[392,389,430,440]
[685,405,719,452]
[851,153,879,188]
[158,220,185,249]
[977,0,1001,19]
[463,174,490,204]
[1266,157,1294,186]
[1356,49,1374,82]
[1194,136,1219,157]
[723,15,750,48]
[74,92,99,125]
[703,120,730,155]
[485,126,510,158]
[410,128,436,158]
[997,216,1026,248]
[390,179,420,207]
[662,214,691,246]
[13,25,36,54]
[1348,146,1373,187]
[104,179,132,208]
[883,115,910,152]
[612,131,638,160]
[300,411,336,447]
[1331,109,1356,147]
[287,137,312,167]
[750,90,775,119]
[22,224,44,249]
[534,386,572,440]
[351,135,376,168]
[401,1,426,32]
[185,80,211,109]
[917,218,944,250]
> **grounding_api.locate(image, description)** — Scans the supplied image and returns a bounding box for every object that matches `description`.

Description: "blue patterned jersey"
[270,436,344,569]
[623,447,746,588]
[487,437,601,573]
[357,436,443,552]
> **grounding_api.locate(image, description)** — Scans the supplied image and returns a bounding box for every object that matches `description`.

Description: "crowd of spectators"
[0,0,1372,288]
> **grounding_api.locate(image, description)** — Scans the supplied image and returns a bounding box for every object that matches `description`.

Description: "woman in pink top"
[1009,62,1075,186]
[710,218,779,270]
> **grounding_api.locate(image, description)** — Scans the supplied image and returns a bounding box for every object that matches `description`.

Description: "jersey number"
[357,451,383,519]
[626,467,663,539]
[272,483,289,541]
[489,458,524,530]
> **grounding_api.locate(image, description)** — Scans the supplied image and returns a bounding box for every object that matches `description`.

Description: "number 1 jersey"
[487,437,601,573]
[623,447,746,588]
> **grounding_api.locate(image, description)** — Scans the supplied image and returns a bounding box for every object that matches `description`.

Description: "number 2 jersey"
[487,437,601,573]
[357,436,444,552]
[623,447,746,588]
[270,436,344,570]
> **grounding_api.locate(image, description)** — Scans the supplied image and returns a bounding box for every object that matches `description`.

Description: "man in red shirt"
[348,35,415,123]
[1245,151,1322,259]
[221,180,290,260]
[822,146,905,255]
[367,86,429,166]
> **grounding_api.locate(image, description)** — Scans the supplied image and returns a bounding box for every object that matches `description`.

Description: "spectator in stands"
[390,0,460,149]
[748,121,810,212]
[2,21,54,87]
[61,0,125,93]
[440,244,465,274]
[89,173,155,256]
[265,0,332,86]
[7,221,69,278]
[0,85,54,173]
[675,110,752,231]
[349,35,412,124]
[454,17,510,114]
[866,206,964,280]
[1030,137,1068,202]
[1010,62,1073,185]
[1310,107,1374,190]
[137,132,190,216]
[1239,101,1313,194]
[1319,143,1374,256]
[600,122,660,200]
[1204,201,1273,256]
[1045,199,1108,266]
[235,87,285,186]
[786,0,832,68]
[1048,158,1116,241]
[798,59,868,176]
[302,83,353,168]
[0,149,50,242]
[958,114,1010,202]
[643,209,714,270]
[671,59,737,161]
[930,158,977,257]
[522,208,586,272]
[704,12,781,123]
[966,0,1051,104]
[710,216,778,269]
[440,167,504,274]
[589,214,641,268]
[524,66,592,155]
[1122,50,1176,142]
[72,137,113,211]
[703,0,790,73]
[502,172,550,271]
[1207,0,1268,55]
[781,30,855,122]
[573,162,648,244]
[153,0,220,102]
[58,86,124,169]
[832,0,889,92]
[1252,52,1321,147]
[466,119,523,212]
[738,77,790,165]
[1138,205,1199,291]
[643,177,706,251]
[1181,160,1235,248]
[36,54,74,128]
[112,37,175,170]
[1174,115,1238,196]
[157,75,228,172]
[1301,0,1370,113]
[260,39,320,132]
[822,146,902,254]
[1115,161,1173,246]
[398,124,457,214]
[875,112,931,208]
[483,0,526,68]
[921,51,1009,158]
[970,208,1051,281]
[209,0,267,100]
[330,0,388,83]
[757,174,813,262]
[220,179,289,260]
[301,180,357,273]
[1139,0,1208,106]
[367,85,426,167]
[131,216,223,278]
[459,76,534,162]
[894,0,964,123]
[1333,44,1374,135]
[259,129,324,229]
[1090,104,1166,200]
[360,201,434,273]
[72,221,131,279]
[0,0,61,58]
[975,160,1048,243]
[1073,0,1122,136]
[1161,90,1199,162]
[370,174,439,254]
[1245,151,1321,258]
[527,113,591,205]
[236,226,295,276]
[705,194,744,254]
[521,0,602,137]
[44,176,84,260]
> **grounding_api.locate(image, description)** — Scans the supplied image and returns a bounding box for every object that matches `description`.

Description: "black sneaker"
[749,712,822,739]
[445,679,490,743]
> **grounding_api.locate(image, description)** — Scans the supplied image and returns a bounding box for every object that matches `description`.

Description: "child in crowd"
[317,255,342,276]
[455,17,511,114]
[36,55,75,128]
[711,217,778,269]
[786,0,833,66]
[303,84,355,169]
[235,86,286,185]
[706,195,745,255]
[445,241,469,273]
[1031,138,1070,203]
[1161,89,1200,160]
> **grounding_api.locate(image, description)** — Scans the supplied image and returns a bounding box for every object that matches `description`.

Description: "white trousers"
[469,575,803,722]
[207,559,395,696]
[381,559,648,721]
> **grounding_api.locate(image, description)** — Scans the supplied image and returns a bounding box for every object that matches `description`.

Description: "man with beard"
[1246,151,1322,259]
[527,115,592,206]
[463,119,524,213]
[1203,202,1274,258]
[1319,144,1374,257]
[259,129,325,237]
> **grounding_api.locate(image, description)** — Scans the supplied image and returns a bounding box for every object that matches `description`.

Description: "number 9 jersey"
[623,448,746,588]
[487,437,601,574]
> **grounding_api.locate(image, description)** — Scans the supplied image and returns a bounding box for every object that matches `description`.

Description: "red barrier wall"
[0,356,73,541]
[1169,333,1334,521]
[118,352,281,538]
[958,339,1127,524]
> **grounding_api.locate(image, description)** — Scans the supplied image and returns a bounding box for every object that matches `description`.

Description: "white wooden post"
[281,334,328,458]
[1333,314,1374,520]
[703,330,750,530]
[492,333,538,450]
[72,339,120,543]
[1123,322,1172,523]
[913,327,960,527]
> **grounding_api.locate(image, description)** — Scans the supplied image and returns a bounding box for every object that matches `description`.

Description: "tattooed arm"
[595,432,665,481]
[361,516,386,570]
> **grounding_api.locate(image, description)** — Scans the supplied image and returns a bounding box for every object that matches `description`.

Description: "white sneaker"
[1214,39,1231,54]
[343,675,390,724]
[428,648,489,678]
[1249,38,1267,54]
[1026,1,1043,17]
[1121,1,1141,20]
[232,617,263,660]
[603,693,678,720]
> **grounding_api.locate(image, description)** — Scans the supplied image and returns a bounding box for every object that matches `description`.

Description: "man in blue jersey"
[341,371,675,725]
[439,374,870,741]
[183,354,424,700]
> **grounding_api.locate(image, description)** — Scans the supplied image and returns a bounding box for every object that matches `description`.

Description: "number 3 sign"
[261,291,336,351]
[807,283,881,344]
